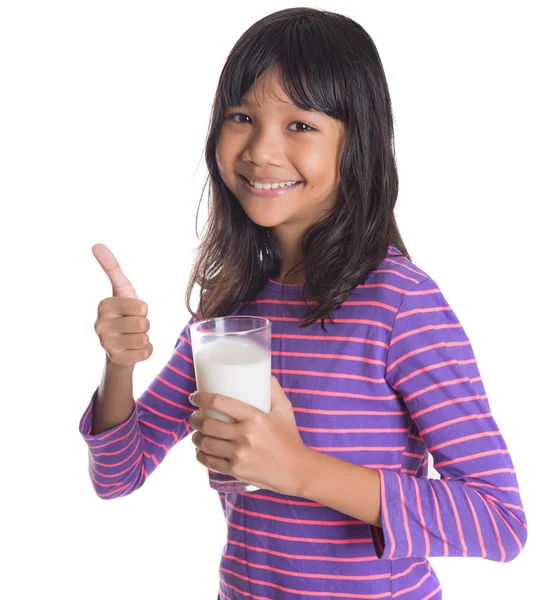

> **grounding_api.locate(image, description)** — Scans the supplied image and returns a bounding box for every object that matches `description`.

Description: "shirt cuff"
[369,469,403,559]
[78,386,137,448]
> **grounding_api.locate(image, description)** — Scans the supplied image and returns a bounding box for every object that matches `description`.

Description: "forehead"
[229,66,346,135]
[239,69,300,110]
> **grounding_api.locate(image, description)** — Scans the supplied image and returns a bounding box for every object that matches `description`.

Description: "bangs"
[192,7,405,329]
[219,15,350,122]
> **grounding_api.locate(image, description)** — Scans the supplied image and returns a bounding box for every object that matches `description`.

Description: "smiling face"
[215,67,346,244]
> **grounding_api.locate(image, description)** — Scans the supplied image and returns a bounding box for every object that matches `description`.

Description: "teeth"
[248,179,298,190]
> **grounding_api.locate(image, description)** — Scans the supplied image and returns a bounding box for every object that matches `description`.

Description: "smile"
[239,174,303,197]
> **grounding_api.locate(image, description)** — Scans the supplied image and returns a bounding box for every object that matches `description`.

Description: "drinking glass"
[190,316,272,492]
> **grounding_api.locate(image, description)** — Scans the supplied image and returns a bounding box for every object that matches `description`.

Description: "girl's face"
[216,69,346,238]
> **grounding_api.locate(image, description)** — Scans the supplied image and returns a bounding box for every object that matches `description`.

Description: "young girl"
[81,7,527,599]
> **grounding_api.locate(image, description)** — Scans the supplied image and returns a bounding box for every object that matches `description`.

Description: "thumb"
[270,375,290,409]
[92,243,139,299]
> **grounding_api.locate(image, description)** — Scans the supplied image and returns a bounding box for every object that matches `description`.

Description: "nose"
[241,125,285,166]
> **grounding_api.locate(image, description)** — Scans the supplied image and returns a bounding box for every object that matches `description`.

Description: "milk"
[192,337,272,422]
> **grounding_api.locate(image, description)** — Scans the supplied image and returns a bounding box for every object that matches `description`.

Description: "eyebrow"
[237,98,314,112]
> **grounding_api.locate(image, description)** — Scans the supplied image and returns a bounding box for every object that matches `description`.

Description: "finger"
[107,345,153,366]
[189,411,238,441]
[196,449,231,476]
[192,432,235,460]
[92,243,138,299]
[99,298,148,318]
[191,392,263,423]
[110,316,150,333]
[108,332,149,352]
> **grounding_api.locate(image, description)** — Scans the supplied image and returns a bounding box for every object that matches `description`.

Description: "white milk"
[193,337,272,422]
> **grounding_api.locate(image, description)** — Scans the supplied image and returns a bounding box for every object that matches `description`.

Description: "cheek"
[310,157,339,191]
[299,154,332,189]
[215,137,238,185]
[215,141,225,174]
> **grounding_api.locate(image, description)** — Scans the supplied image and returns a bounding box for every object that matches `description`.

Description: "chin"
[242,210,287,229]
[232,196,286,229]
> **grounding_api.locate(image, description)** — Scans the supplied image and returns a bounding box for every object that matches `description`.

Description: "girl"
[81,7,527,599]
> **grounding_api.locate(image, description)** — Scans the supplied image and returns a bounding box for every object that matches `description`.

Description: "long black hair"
[185,7,411,331]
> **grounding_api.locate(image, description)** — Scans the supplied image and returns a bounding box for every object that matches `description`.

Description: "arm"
[297,277,528,562]
[92,357,135,435]
[79,315,198,499]
[297,450,382,528]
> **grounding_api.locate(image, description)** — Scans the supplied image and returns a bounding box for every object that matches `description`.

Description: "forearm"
[296,448,382,528]
[92,355,136,435]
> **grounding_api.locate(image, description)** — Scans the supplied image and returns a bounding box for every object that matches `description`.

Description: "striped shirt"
[79,245,527,599]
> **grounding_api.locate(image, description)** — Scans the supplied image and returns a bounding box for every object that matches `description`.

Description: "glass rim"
[190,315,271,337]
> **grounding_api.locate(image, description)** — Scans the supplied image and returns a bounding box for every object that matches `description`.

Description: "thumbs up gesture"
[92,243,153,367]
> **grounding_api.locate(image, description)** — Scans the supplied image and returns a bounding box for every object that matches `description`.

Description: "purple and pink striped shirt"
[79,245,527,599]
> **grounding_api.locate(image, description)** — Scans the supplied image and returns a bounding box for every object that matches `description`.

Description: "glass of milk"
[189,316,272,493]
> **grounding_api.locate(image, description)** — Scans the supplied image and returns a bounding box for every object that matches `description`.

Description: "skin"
[188,376,382,528]
[201,68,382,527]
[215,66,346,284]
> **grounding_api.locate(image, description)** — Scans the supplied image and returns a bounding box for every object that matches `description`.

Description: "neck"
[270,226,304,284]
[273,270,305,285]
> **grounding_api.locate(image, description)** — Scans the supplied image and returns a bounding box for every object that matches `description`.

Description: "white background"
[1,1,535,598]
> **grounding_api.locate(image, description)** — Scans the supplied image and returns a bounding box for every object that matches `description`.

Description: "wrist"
[105,354,135,372]
[292,445,318,498]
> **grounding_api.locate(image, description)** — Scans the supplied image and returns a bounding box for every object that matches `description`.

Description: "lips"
[240,174,300,189]
[238,173,303,197]
[239,174,302,185]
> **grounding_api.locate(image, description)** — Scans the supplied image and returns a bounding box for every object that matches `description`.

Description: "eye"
[224,113,315,132]
[226,113,252,125]
[289,122,314,132]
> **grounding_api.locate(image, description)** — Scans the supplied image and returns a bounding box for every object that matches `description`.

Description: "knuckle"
[200,418,210,436]
[251,412,263,427]
[209,457,220,472]
[234,445,247,463]
[195,415,205,432]
[240,429,255,448]
[203,417,217,437]
[228,458,242,478]
[212,394,225,411]
[99,298,113,314]
[198,436,207,452]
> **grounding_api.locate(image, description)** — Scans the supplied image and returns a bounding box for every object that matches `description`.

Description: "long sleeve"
[369,277,528,562]
[79,315,198,499]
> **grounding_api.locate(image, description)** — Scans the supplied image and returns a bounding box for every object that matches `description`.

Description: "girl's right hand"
[92,243,153,367]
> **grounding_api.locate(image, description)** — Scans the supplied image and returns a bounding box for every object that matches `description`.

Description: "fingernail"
[189,392,197,404]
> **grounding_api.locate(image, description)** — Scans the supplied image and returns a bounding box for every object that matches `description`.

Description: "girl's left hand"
[188,375,311,496]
